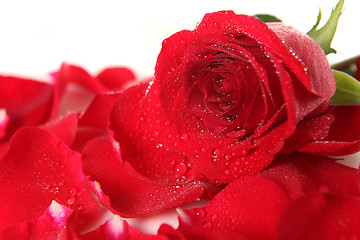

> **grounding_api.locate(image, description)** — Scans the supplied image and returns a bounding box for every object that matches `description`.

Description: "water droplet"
[224,154,231,161]
[202,222,212,228]
[212,156,220,165]
[200,147,207,153]
[173,163,187,176]
[163,120,170,126]
[195,208,206,218]
[224,168,231,176]
[211,214,218,220]
[69,188,77,196]
[67,197,76,205]
[212,148,221,157]
[180,133,189,142]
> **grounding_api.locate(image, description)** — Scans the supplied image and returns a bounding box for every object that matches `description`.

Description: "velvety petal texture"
[82,136,217,217]
[0,128,103,232]
[111,11,337,185]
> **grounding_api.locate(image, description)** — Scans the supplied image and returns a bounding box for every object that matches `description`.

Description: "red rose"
[110,11,336,185]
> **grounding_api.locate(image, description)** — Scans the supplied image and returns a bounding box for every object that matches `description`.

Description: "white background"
[0,0,359,80]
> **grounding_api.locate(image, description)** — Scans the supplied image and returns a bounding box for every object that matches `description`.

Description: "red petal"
[184,176,289,239]
[57,63,107,94]
[81,136,215,217]
[261,153,360,200]
[0,127,103,232]
[110,82,189,180]
[159,217,249,240]
[79,92,121,129]
[277,192,360,240]
[40,112,79,147]
[0,75,55,139]
[298,106,360,155]
[280,113,334,154]
[0,201,77,239]
[96,67,136,91]
[79,215,167,240]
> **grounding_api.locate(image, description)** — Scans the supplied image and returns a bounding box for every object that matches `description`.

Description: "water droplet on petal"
[212,148,221,157]
[195,208,206,218]
[202,222,212,228]
[180,133,189,142]
[212,156,220,165]
[224,154,231,161]
[67,196,76,205]
[211,214,218,220]
[224,168,231,176]
[69,188,77,196]
[200,147,207,153]
[173,163,187,177]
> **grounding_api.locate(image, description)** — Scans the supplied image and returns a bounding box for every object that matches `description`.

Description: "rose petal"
[79,215,167,240]
[0,127,103,232]
[79,92,121,129]
[277,192,360,240]
[298,106,360,155]
[0,75,56,140]
[110,82,191,180]
[261,153,360,200]
[0,201,77,239]
[40,112,79,147]
[184,176,289,239]
[159,217,248,240]
[56,63,107,94]
[280,113,334,154]
[81,136,217,217]
[96,67,136,91]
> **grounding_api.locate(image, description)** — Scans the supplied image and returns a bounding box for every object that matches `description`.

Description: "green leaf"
[254,14,282,23]
[307,0,344,55]
[331,70,360,105]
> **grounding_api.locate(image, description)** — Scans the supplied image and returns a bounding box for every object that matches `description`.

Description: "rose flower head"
[111,10,336,186]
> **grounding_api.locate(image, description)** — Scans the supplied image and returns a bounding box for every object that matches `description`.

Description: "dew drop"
[67,197,76,205]
[195,208,206,218]
[173,163,187,176]
[212,148,221,157]
[202,222,212,228]
[69,188,77,196]
[211,214,218,220]
[224,154,231,161]
[163,120,170,126]
[212,156,220,165]
[180,133,189,142]
[224,168,231,176]
[200,147,207,153]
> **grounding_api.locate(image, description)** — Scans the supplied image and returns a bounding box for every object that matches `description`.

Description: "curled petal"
[0,75,56,140]
[298,106,360,155]
[81,136,217,217]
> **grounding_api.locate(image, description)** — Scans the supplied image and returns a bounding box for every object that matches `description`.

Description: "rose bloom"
[110,10,358,185]
[0,10,360,240]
